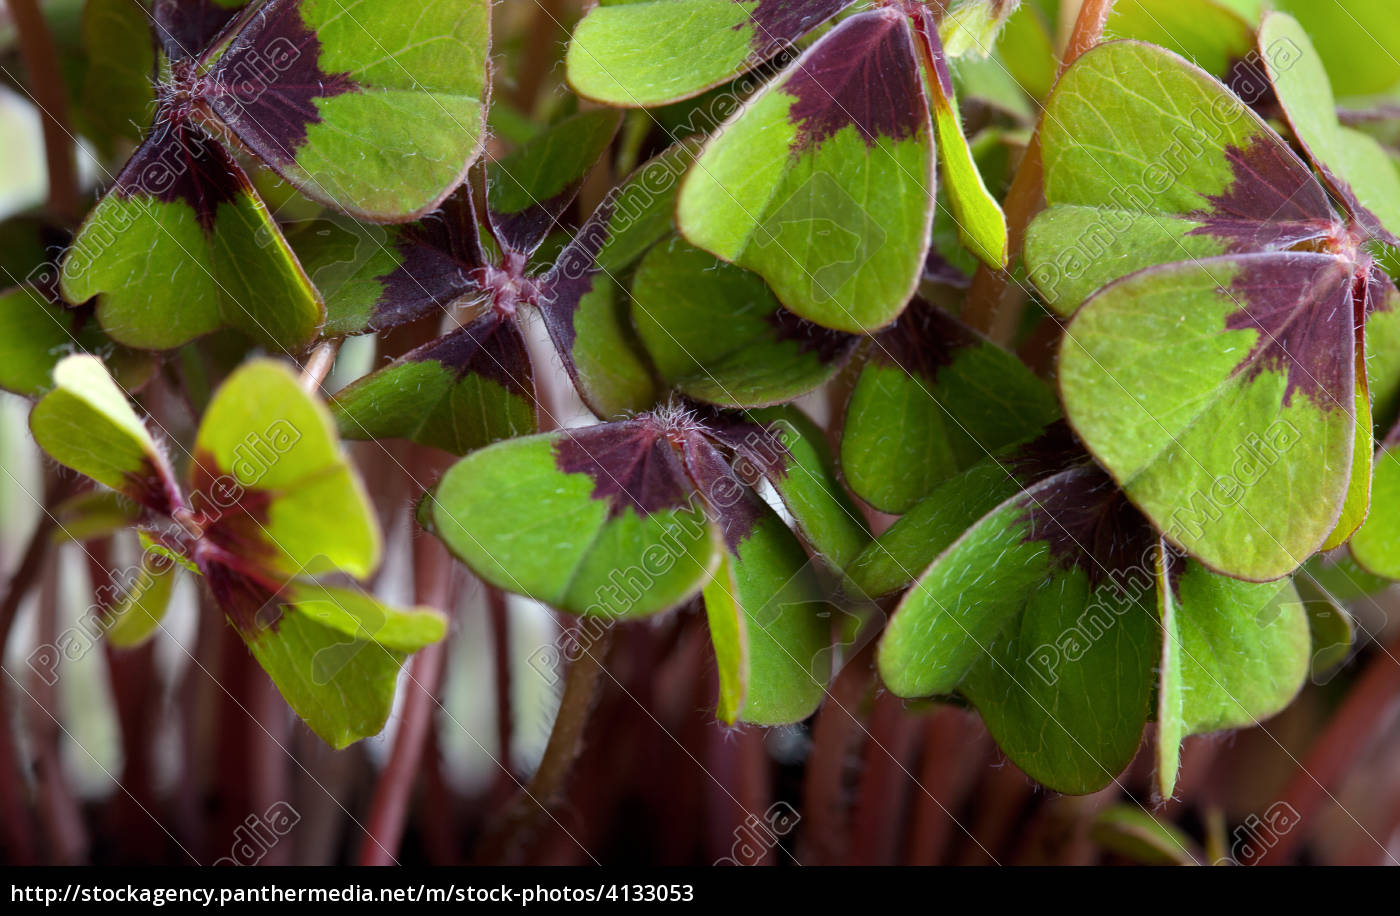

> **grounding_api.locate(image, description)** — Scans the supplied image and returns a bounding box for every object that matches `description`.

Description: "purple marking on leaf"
[693,406,793,485]
[764,307,857,363]
[187,451,277,564]
[1189,135,1337,251]
[1002,420,1090,487]
[866,298,982,379]
[373,188,488,331]
[537,198,615,359]
[153,0,248,61]
[372,241,477,331]
[185,450,297,636]
[1224,54,1276,115]
[680,430,763,551]
[741,0,853,55]
[200,556,283,635]
[203,0,354,165]
[553,419,696,519]
[405,185,488,269]
[783,9,926,150]
[1019,463,1159,588]
[484,110,621,256]
[486,187,580,258]
[1316,165,1400,248]
[111,118,249,232]
[1221,253,1356,408]
[120,457,180,517]
[400,311,535,402]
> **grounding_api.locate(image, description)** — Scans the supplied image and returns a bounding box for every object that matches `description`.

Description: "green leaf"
[677,10,936,333]
[538,141,703,419]
[292,184,488,340]
[915,4,1007,269]
[1273,0,1400,97]
[951,55,1034,124]
[244,581,446,749]
[1024,41,1336,317]
[192,359,380,580]
[0,285,153,398]
[1351,423,1400,578]
[566,0,852,107]
[938,0,1022,59]
[52,490,143,544]
[59,132,323,352]
[105,533,180,649]
[702,500,830,725]
[1107,0,1254,78]
[205,0,491,221]
[1091,806,1202,866]
[743,406,869,569]
[284,216,401,338]
[1303,551,1393,601]
[431,423,721,617]
[1366,275,1400,433]
[1321,341,1373,552]
[997,2,1056,100]
[846,446,1049,598]
[547,272,661,420]
[630,236,855,407]
[1155,559,1308,800]
[330,313,536,455]
[1059,254,1355,580]
[840,302,1058,513]
[30,354,178,513]
[485,109,622,255]
[1260,12,1400,239]
[1293,571,1356,679]
[878,458,1158,794]
[581,139,702,277]
[78,0,156,152]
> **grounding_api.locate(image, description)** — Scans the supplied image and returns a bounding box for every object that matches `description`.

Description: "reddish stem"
[0,476,74,652]
[299,340,341,391]
[359,530,455,866]
[90,538,163,864]
[474,628,615,863]
[30,549,89,863]
[704,724,773,865]
[953,760,1033,865]
[0,476,76,864]
[5,0,81,224]
[846,691,920,865]
[796,643,875,864]
[905,706,984,865]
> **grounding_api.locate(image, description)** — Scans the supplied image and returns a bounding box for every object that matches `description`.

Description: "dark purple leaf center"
[869,298,979,379]
[1189,135,1339,253]
[784,9,926,150]
[1020,464,1159,590]
[199,0,356,165]
[553,419,697,520]
[112,114,247,232]
[1220,254,1358,408]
